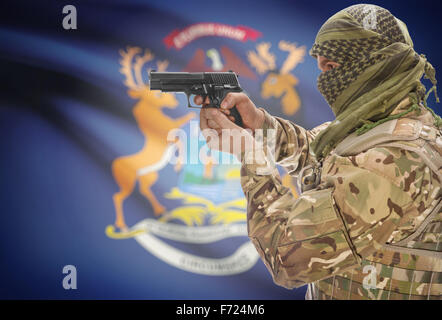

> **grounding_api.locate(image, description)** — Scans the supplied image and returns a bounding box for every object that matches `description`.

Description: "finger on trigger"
[194,95,203,105]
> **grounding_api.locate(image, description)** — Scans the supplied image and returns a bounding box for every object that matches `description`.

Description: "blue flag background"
[0,0,441,299]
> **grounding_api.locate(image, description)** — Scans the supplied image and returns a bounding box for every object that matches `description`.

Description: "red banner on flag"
[163,23,262,50]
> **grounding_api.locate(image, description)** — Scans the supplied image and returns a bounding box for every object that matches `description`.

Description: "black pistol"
[149,70,244,127]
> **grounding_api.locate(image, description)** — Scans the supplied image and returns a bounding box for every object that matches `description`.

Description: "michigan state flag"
[0,0,439,299]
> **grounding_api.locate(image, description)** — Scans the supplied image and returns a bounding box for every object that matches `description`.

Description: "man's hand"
[199,107,255,159]
[194,92,265,132]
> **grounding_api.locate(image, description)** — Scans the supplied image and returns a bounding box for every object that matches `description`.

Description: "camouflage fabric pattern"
[241,105,441,300]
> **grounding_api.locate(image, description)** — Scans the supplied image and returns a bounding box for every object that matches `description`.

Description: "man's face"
[317,56,340,72]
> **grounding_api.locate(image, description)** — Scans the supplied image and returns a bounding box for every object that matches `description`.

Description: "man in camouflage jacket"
[196,4,441,299]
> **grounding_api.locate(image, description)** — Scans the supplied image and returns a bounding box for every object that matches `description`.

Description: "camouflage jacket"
[240,103,441,300]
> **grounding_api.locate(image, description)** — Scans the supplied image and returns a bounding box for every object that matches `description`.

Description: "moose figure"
[111,47,196,231]
[247,41,306,115]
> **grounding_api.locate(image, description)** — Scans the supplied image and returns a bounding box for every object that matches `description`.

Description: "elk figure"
[111,47,196,231]
[247,41,306,115]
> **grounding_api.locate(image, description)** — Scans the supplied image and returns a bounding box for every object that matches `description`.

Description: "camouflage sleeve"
[240,145,430,289]
[258,108,330,175]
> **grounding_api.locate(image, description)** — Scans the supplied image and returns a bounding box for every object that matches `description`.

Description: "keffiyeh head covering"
[309,4,440,160]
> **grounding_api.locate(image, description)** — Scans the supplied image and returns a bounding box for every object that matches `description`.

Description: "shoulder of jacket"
[331,118,441,181]
[334,118,423,156]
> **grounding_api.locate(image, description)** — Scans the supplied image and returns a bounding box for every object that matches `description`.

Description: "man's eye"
[327,64,339,71]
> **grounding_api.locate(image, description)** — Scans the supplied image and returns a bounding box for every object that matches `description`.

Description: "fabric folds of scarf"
[309,4,439,160]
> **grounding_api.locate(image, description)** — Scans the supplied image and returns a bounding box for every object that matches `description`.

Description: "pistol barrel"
[149,71,240,91]
[149,71,204,90]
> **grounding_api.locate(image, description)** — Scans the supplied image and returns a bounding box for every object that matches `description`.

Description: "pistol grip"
[230,106,244,127]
